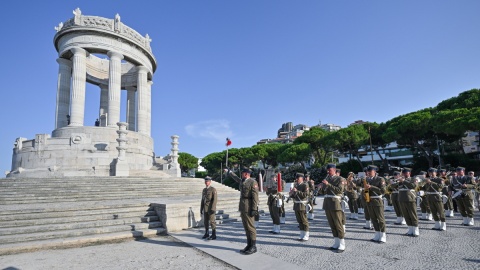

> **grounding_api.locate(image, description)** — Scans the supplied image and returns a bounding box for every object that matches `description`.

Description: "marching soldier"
[266,174,282,234]
[345,172,359,220]
[395,168,419,236]
[224,168,259,255]
[290,173,310,241]
[200,176,218,240]
[388,171,406,225]
[359,168,373,230]
[449,167,476,226]
[336,169,347,230]
[321,163,346,253]
[469,171,479,210]
[439,169,454,217]
[305,173,315,220]
[364,165,387,243]
[418,171,432,221]
[383,173,394,212]
[422,168,446,231]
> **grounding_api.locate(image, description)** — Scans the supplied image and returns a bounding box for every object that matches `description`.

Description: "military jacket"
[345,179,358,199]
[387,178,400,200]
[364,176,386,206]
[322,175,344,211]
[391,177,417,202]
[440,176,450,195]
[228,171,259,213]
[266,184,280,207]
[449,175,476,199]
[201,186,217,213]
[421,177,444,202]
[291,182,309,211]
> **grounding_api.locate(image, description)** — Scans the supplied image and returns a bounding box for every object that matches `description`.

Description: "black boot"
[208,229,217,240]
[244,240,257,255]
[202,230,209,239]
[240,238,251,254]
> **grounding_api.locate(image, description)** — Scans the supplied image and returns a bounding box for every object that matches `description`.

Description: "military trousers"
[203,212,216,230]
[240,212,257,241]
[361,196,371,220]
[455,193,474,218]
[385,193,392,206]
[420,196,431,213]
[268,203,281,225]
[427,196,445,222]
[391,194,403,217]
[325,209,345,239]
[295,210,309,231]
[444,196,454,211]
[399,201,418,226]
[347,195,358,214]
[366,199,386,232]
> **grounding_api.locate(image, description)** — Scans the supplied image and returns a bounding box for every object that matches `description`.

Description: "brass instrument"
[363,177,370,202]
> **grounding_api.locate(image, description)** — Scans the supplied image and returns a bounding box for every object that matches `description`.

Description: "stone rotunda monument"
[8,8,179,178]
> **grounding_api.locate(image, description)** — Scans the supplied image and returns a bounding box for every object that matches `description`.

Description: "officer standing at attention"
[200,176,217,240]
[225,168,259,255]
[290,173,310,241]
[364,165,387,243]
[321,163,346,253]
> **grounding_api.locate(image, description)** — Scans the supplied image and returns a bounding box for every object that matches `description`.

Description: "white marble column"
[107,51,124,127]
[146,81,153,136]
[69,47,87,126]
[55,58,72,129]
[126,86,136,131]
[136,66,148,134]
[99,84,108,127]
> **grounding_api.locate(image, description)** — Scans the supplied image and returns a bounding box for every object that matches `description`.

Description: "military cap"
[428,168,437,172]
[419,171,427,175]
[296,173,305,178]
[241,168,252,174]
[305,172,311,177]
[439,169,446,173]
[336,168,341,173]
[456,167,465,171]
[402,168,412,173]
[366,165,378,171]
[393,171,401,176]
[383,173,389,177]
[326,163,336,169]
[204,176,212,181]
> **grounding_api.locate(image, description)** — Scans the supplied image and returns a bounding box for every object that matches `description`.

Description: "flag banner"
[226,138,232,146]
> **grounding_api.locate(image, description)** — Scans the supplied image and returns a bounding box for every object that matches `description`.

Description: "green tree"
[294,127,333,166]
[333,125,369,168]
[178,152,198,174]
[277,143,312,169]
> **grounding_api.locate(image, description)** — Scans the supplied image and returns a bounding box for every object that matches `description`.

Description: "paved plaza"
[1,205,478,270]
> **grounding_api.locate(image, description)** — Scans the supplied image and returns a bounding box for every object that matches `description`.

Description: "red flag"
[226,138,232,146]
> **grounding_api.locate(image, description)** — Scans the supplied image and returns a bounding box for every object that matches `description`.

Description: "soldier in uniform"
[359,168,373,230]
[383,173,393,212]
[225,168,259,254]
[418,171,432,221]
[364,165,387,243]
[266,174,282,234]
[422,168,446,231]
[387,171,406,225]
[336,169,347,230]
[345,172,359,220]
[200,176,217,240]
[305,173,315,220]
[469,171,479,210]
[321,163,346,253]
[290,173,310,241]
[390,168,419,237]
[440,169,454,217]
[450,167,476,226]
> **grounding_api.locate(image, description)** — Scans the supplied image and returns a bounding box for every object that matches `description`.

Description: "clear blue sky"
[1,1,479,173]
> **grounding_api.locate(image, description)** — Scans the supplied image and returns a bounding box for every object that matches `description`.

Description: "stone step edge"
[0,228,167,256]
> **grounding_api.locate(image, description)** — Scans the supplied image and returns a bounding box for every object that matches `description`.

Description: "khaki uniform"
[228,171,259,241]
[365,176,386,232]
[307,180,315,215]
[387,183,403,219]
[292,182,310,232]
[345,178,358,215]
[418,180,431,218]
[422,177,445,222]
[442,176,454,211]
[267,186,281,225]
[450,176,476,218]
[201,186,217,231]
[322,175,345,239]
[392,178,418,227]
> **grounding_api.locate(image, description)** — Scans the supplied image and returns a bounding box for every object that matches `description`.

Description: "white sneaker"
[441,222,446,231]
[364,220,372,229]
[432,221,441,230]
[276,224,281,233]
[379,232,386,243]
[462,217,468,225]
[413,226,419,237]
[468,217,475,226]
[330,237,339,250]
[406,226,413,235]
[280,217,286,224]
[448,210,454,217]
[371,231,380,242]
[337,239,345,253]
[427,213,433,221]
[302,231,309,241]
[298,230,305,240]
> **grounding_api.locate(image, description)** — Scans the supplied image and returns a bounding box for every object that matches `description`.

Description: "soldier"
[336,169,347,230]
[383,173,394,212]
[387,171,406,225]
[290,173,310,241]
[450,167,476,226]
[418,171,432,221]
[345,172,359,220]
[422,168,446,231]
[469,171,479,210]
[200,176,217,240]
[440,169,454,217]
[364,165,387,243]
[321,163,346,253]
[266,174,282,234]
[359,168,373,230]
[305,173,315,220]
[391,168,419,237]
[224,168,259,254]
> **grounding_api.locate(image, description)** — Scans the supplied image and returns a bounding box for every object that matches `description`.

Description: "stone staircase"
[0,176,266,255]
